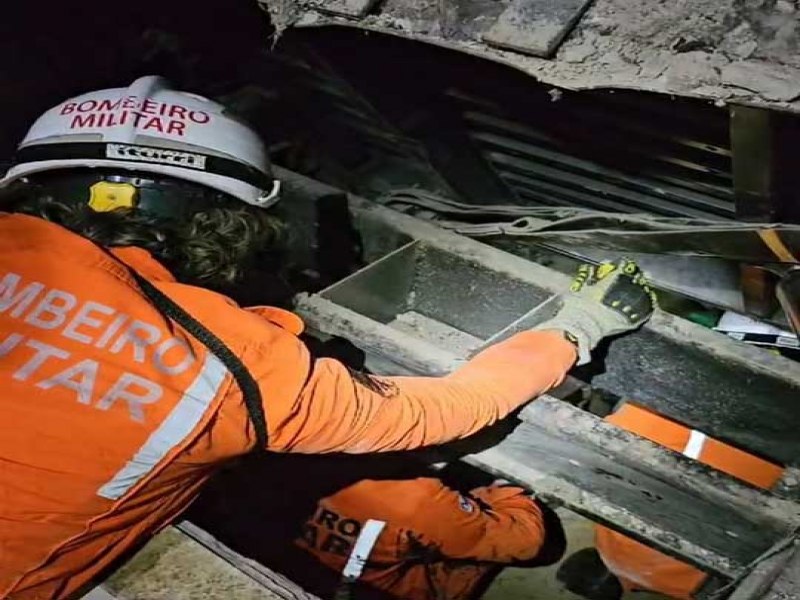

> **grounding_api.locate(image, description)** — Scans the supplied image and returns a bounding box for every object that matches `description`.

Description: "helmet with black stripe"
[0,76,280,218]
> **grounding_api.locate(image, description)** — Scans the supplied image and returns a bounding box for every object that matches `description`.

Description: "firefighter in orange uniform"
[295,476,565,600]
[558,403,784,600]
[0,77,655,599]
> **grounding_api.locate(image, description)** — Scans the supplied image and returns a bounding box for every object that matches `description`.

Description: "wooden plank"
[519,398,800,526]
[731,105,777,221]
[459,398,799,576]
[593,319,800,466]
[311,0,383,19]
[483,0,594,58]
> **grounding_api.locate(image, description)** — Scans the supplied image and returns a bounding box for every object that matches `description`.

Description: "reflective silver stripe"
[683,429,707,460]
[341,519,387,582]
[97,353,228,500]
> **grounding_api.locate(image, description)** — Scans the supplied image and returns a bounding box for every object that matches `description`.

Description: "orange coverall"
[0,213,576,599]
[596,404,784,599]
[297,478,554,600]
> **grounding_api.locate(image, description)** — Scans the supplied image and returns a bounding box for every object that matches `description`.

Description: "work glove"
[536,258,657,365]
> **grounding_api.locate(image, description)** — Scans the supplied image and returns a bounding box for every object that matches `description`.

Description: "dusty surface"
[389,310,485,355]
[259,0,800,110]
[483,0,594,58]
[105,528,280,600]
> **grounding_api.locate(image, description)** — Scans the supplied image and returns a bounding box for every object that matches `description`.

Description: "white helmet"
[0,76,281,208]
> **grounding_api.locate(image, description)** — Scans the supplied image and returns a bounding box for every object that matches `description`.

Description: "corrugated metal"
[271,33,735,220]
[271,45,461,197]
[281,50,432,163]
[449,88,735,219]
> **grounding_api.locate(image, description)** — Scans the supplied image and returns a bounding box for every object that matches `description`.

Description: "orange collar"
[1,213,177,282]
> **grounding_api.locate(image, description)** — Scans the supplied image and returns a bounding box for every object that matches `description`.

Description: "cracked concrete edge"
[256,0,800,113]
[104,526,319,600]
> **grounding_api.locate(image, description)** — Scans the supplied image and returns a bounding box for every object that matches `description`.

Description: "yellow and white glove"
[536,258,658,365]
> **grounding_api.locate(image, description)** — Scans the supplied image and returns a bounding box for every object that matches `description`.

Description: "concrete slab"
[310,0,382,19]
[104,527,313,600]
[484,0,594,58]
[261,0,800,112]
[81,588,118,600]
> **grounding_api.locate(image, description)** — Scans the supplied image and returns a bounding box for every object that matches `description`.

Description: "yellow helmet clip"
[88,181,137,212]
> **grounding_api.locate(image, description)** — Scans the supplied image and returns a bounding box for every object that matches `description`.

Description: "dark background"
[0,1,280,160]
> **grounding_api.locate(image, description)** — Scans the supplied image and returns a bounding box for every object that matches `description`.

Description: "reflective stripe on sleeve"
[683,429,707,460]
[341,519,387,582]
[97,353,228,500]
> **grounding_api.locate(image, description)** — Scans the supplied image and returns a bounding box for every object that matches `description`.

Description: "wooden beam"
[756,540,800,599]
[740,263,777,318]
[731,104,776,222]
[459,397,798,577]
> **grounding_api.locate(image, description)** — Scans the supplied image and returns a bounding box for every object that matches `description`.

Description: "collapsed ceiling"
[259,0,800,110]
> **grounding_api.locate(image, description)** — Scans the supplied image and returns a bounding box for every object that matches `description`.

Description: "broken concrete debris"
[260,0,800,111]
[721,60,800,102]
[483,0,594,58]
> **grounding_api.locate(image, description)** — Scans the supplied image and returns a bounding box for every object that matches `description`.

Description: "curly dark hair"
[5,188,286,291]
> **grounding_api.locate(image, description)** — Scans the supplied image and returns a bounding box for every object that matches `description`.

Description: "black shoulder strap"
[130,272,269,450]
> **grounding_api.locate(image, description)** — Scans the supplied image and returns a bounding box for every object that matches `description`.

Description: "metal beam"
[731,105,776,222]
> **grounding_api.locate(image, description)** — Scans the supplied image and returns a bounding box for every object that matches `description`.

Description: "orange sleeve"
[270,330,576,453]
[410,481,547,563]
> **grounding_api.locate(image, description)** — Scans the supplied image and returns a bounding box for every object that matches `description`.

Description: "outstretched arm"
[266,258,655,454]
[271,330,576,453]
